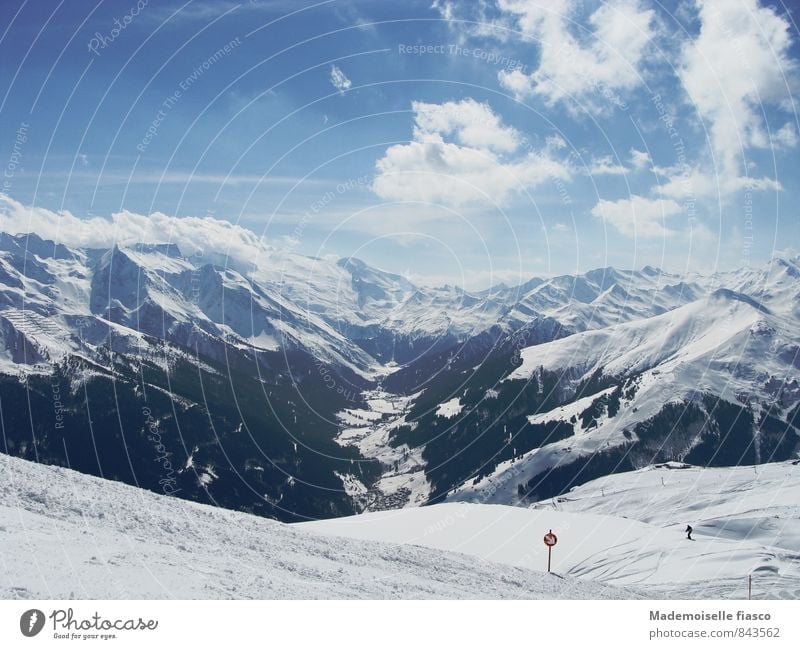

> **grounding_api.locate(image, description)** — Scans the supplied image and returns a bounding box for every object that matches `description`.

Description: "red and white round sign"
[543,531,558,547]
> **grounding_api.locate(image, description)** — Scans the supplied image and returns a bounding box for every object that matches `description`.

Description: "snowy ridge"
[527,386,616,426]
[1,230,798,380]
[507,291,769,390]
[0,229,796,377]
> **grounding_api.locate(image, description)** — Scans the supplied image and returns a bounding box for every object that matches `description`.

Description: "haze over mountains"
[0,228,798,522]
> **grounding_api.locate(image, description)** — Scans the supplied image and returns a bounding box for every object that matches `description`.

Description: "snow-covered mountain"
[0,227,798,522]
[3,229,786,380]
[0,233,380,377]
[330,254,798,510]
[0,234,724,378]
[444,274,799,507]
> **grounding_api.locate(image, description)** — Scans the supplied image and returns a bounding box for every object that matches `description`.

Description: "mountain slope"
[437,286,799,505]
[0,453,627,599]
[301,460,800,599]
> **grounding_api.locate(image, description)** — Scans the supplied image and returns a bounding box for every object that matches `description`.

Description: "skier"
[685,524,693,540]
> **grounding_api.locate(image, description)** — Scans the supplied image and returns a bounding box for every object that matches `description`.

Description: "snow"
[0,309,75,359]
[246,331,280,351]
[335,471,369,497]
[303,461,800,599]
[2,229,798,401]
[249,240,722,347]
[555,461,800,552]
[300,503,655,577]
[0,453,625,599]
[1,230,799,582]
[0,233,390,379]
[197,465,218,487]
[527,386,615,426]
[338,408,385,427]
[435,397,463,419]
[365,395,402,413]
[550,461,800,598]
[436,387,631,507]
[118,247,194,275]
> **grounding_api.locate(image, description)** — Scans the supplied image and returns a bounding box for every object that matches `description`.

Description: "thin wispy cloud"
[329,64,352,94]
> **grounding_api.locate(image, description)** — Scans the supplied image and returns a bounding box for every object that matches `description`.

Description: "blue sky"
[0,0,798,287]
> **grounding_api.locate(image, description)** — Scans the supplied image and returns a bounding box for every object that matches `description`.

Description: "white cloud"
[545,134,567,150]
[412,99,521,153]
[551,222,573,234]
[677,0,797,175]
[629,147,651,170]
[773,122,798,149]
[0,192,267,265]
[587,154,627,175]
[330,65,352,95]
[653,166,782,200]
[591,194,683,238]
[431,0,455,21]
[431,0,517,43]
[498,68,533,98]
[496,0,657,113]
[372,99,571,206]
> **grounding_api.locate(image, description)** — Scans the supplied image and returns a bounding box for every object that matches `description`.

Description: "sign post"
[543,529,558,572]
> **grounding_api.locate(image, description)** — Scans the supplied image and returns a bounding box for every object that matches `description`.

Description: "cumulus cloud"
[0,192,267,266]
[329,64,352,94]
[591,194,683,238]
[496,0,657,113]
[412,99,521,153]
[372,99,571,206]
[677,0,797,176]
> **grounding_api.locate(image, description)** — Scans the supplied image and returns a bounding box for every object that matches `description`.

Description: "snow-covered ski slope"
[0,453,626,599]
[301,461,800,599]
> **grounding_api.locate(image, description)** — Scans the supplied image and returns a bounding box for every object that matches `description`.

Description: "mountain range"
[0,230,798,521]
